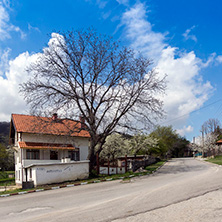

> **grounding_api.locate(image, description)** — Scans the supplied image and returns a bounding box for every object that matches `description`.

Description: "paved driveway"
[1,158,222,222]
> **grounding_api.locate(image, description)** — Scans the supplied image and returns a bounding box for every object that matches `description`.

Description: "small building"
[9,113,90,187]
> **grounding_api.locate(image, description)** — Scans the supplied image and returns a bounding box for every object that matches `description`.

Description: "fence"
[97,155,159,175]
[130,156,158,172]
[99,166,126,175]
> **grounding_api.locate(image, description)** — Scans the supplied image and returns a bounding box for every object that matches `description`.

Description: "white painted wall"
[14,131,90,185]
[21,133,89,161]
[28,161,89,186]
[23,159,60,167]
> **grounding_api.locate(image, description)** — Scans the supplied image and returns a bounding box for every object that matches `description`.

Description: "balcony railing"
[22,158,74,167]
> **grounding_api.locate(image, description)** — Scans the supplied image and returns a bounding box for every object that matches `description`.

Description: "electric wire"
[159,99,222,126]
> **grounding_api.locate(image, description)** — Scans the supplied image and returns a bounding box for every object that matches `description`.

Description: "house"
[9,113,90,187]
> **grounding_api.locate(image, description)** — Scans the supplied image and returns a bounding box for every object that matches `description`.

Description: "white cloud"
[116,0,129,5]
[28,23,40,33]
[121,3,214,130]
[157,47,213,121]
[216,55,222,63]
[102,10,111,20]
[121,2,167,62]
[0,1,26,40]
[96,0,108,8]
[0,48,11,76]
[2,0,10,9]
[0,33,66,121]
[182,26,197,42]
[177,125,194,136]
[0,51,40,121]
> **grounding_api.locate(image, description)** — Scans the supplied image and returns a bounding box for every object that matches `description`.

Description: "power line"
[159,99,222,125]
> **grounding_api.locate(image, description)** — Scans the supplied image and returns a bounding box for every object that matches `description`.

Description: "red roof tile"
[18,141,78,150]
[216,139,222,144]
[12,114,90,138]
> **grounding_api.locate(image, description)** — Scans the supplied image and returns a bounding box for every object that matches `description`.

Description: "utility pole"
[200,124,205,158]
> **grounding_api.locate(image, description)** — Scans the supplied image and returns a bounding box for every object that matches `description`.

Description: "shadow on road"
[156,158,210,175]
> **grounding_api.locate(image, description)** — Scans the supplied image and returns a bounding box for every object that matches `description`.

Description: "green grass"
[0,172,8,179]
[0,171,15,179]
[0,171,15,186]
[0,160,166,196]
[0,178,15,186]
[0,188,31,195]
[145,160,165,172]
[206,155,222,165]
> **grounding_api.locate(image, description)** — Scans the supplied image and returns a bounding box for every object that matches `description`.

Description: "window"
[26,149,40,160]
[50,150,58,160]
[68,151,80,161]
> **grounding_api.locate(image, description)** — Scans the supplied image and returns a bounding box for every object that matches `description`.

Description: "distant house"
[9,113,90,187]
[216,139,222,146]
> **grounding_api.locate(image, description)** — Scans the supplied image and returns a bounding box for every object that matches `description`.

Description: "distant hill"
[0,122,10,146]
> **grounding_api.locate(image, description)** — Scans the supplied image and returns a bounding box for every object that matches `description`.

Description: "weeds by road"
[206,155,222,165]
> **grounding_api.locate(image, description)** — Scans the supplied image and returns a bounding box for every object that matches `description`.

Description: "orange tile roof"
[216,139,222,144]
[18,141,78,150]
[12,114,90,138]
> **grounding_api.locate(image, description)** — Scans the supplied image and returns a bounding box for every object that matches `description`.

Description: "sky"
[0,0,222,141]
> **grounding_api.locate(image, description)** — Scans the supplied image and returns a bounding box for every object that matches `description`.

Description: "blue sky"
[0,0,222,141]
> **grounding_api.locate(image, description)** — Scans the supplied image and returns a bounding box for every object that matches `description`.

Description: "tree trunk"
[88,136,107,173]
[88,139,97,173]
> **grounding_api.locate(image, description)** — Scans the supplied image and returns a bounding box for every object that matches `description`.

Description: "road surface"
[1,158,222,222]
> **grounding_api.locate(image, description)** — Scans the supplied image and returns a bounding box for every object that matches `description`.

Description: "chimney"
[79,115,85,129]
[52,113,58,121]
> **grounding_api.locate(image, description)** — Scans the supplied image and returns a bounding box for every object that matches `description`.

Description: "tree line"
[195,118,222,157]
[0,122,14,171]
[100,125,191,164]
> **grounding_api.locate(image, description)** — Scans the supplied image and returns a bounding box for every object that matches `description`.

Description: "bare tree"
[20,29,166,171]
[200,118,221,157]
[201,118,221,136]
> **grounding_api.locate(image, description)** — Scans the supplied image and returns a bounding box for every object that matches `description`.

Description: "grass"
[206,155,222,165]
[0,172,8,179]
[0,160,166,196]
[145,160,166,172]
[0,188,31,195]
[0,171,15,186]
[0,178,15,186]
[0,171,15,179]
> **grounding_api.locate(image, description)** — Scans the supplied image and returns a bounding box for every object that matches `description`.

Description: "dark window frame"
[26,149,40,160]
[50,150,58,160]
[68,150,80,161]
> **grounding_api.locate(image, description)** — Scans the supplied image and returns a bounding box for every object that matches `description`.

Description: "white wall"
[23,159,60,167]
[22,133,89,147]
[99,166,126,175]
[21,133,89,161]
[14,131,90,185]
[29,161,89,186]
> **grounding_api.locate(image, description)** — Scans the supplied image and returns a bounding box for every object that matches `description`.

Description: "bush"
[0,171,8,179]
[0,177,15,186]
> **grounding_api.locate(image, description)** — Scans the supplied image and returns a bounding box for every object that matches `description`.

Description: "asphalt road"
[1,158,222,222]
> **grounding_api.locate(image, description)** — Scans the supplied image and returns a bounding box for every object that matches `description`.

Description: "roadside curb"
[0,178,122,198]
[151,160,168,175]
[195,157,222,167]
[0,162,166,198]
